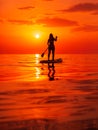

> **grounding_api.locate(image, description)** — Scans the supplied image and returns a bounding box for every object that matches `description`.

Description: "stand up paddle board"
[40,58,62,63]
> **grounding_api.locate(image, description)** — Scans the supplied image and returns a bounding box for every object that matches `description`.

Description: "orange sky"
[0,0,98,53]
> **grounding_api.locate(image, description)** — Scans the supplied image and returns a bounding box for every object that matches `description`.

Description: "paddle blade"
[41,53,44,57]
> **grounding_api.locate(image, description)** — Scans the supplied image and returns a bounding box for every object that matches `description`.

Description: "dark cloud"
[36,17,78,27]
[72,25,98,32]
[8,19,34,25]
[18,6,35,10]
[91,11,98,15]
[58,3,98,13]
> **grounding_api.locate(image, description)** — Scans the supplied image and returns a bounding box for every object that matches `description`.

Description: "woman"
[47,33,57,61]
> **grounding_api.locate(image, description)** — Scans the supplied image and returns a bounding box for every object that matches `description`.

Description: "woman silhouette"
[47,33,57,61]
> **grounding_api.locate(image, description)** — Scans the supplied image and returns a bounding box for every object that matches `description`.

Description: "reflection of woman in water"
[48,63,55,81]
[47,33,57,61]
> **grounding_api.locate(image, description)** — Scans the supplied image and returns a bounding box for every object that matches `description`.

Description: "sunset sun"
[35,34,40,39]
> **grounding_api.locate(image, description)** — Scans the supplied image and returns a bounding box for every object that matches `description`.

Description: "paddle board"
[40,58,62,63]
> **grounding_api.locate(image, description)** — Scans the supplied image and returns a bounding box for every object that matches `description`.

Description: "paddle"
[41,48,48,57]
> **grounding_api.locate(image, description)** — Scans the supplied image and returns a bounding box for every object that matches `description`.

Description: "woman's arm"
[54,36,57,41]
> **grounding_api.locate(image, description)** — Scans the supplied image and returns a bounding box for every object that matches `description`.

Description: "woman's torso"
[48,38,55,49]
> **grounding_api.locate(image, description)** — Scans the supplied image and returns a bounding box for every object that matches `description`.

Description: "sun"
[35,34,40,39]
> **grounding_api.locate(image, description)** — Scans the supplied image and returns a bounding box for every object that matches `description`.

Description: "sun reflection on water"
[34,54,47,80]
[35,67,40,79]
[35,54,40,58]
[35,54,40,64]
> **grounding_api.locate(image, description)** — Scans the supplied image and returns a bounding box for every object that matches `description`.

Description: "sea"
[0,54,98,130]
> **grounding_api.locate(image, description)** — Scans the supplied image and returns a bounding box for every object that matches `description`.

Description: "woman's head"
[49,33,53,39]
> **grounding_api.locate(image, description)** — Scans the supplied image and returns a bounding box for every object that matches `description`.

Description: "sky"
[0,0,98,54]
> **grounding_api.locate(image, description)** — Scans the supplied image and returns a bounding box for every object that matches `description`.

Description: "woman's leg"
[48,48,51,60]
[52,47,55,61]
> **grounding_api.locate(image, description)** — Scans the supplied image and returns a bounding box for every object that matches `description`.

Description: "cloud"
[72,25,98,32]
[18,6,35,10]
[91,11,98,15]
[8,19,34,25]
[44,13,54,16]
[36,17,78,27]
[58,3,98,13]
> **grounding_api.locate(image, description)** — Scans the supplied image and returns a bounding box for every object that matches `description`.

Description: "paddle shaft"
[43,48,48,53]
[41,47,48,57]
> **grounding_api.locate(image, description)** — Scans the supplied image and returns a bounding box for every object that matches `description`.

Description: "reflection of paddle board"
[40,58,62,63]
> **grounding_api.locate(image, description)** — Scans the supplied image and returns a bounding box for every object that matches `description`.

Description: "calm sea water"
[0,54,98,130]
[0,54,98,81]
